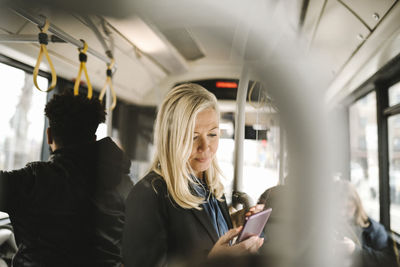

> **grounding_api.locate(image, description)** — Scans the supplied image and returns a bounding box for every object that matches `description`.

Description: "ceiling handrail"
[99,59,117,111]
[73,40,93,99]
[33,19,57,92]
[11,6,113,66]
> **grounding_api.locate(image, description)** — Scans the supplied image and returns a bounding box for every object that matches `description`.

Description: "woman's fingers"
[208,226,244,258]
[245,204,266,217]
[210,231,263,258]
[255,237,264,251]
[255,204,265,211]
[238,236,264,253]
[218,226,242,245]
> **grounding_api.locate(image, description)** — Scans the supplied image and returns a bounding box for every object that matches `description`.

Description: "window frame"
[0,54,52,161]
[345,52,400,233]
[348,91,380,222]
[0,54,103,161]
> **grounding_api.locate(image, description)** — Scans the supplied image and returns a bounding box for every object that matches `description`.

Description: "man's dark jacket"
[0,137,133,267]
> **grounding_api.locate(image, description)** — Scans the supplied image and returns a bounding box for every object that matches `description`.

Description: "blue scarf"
[191,176,229,238]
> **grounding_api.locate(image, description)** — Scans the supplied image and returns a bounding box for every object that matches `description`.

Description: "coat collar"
[218,195,233,229]
[191,195,233,243]
[191,208,219,243]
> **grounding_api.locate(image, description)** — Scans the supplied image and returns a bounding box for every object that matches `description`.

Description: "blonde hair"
[151,83,225,209]
[337,180,370,228]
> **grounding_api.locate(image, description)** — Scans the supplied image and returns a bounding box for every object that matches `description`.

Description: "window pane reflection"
[217,122,280,204]
[388,115,400,232]
[349,92,379,222]
[389,82,400,107]
[0,62,48,171]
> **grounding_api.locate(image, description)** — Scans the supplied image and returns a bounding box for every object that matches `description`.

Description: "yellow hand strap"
[73,40,93,99]
[33,19,57,92]
[99,59,117,110]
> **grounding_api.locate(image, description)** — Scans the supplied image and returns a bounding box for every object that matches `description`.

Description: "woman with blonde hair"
[335,179,396,267]
[123,83,263,266]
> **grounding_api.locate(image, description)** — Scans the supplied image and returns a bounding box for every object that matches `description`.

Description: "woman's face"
[189,108,219,178]
[345,198,356,220]
[340,197,356,221]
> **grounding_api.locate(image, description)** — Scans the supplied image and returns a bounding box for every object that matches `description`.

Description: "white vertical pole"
[233,67,250,192]
[279,127,285,184]
[105,87,113,137]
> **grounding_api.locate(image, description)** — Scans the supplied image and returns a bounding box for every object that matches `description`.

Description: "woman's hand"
[245,204,265,217]
[334,236,356,257]
[340,237,356,255]
[208,227,264,258]
[231,204,266,228]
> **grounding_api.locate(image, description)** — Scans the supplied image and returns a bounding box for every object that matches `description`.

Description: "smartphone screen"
[236,208,272,244]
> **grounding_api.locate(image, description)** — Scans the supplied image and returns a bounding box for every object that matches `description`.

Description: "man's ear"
[46,127,53,145]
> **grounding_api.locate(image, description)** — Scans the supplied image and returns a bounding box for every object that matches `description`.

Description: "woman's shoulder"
[367,218,383,229]
[131,171,167,197]
[364,217,387,236]
[363,217,390,250]
[125,171,170,228]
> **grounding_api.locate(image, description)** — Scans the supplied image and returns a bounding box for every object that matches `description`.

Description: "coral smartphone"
[236,208,272,244]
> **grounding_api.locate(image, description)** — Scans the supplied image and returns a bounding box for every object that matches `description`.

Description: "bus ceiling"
[0,1,399,106]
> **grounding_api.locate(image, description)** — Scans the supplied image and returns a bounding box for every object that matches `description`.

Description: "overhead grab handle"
[99,59,117,111]
[248,81,263,109]
[73,40,93,99]
[33,19,57,92]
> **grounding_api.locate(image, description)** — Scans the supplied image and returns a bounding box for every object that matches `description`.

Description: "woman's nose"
[198,136,208,152]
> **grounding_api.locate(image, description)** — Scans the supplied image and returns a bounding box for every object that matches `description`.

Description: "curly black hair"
[44,92,106,146]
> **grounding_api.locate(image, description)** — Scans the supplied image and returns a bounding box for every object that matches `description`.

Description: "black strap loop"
[79,52,87,62]
[38,33,48,45]
[106,69,112,77]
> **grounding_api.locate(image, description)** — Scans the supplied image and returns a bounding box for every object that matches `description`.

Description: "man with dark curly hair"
[0,93,133,267]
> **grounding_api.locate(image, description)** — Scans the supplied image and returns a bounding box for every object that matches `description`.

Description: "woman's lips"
[196,158,208,163]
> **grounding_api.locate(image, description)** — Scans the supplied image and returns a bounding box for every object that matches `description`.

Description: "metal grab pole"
[106,87,113,137]
[233,67,249,193]
[0,34,66,43]
[11,7,113,65]
[279,127,285,184]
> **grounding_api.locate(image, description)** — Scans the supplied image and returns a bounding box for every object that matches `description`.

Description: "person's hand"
[341,237,356,254]
[230,204,266,228]
[334,236,356,256]
[245,204,265,217]
[230,209,246,228]
[208,227,264,258]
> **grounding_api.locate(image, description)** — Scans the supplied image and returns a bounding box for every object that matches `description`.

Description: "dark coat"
[122,171,233,267]
[258,185,397,267]
[354,217,397,267]
[0,137,133,267]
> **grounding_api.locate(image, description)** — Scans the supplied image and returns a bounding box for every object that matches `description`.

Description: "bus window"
[96,123,108,140]
[217,110,280,204]
[0,62,48,171]
[217,132,280,204]
[349,92,379,222]
[388,112,400,232]
[389,82,400,107]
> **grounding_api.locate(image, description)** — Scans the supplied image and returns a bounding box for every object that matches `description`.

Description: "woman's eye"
[193,136,198,140]
[209,133,217,137]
